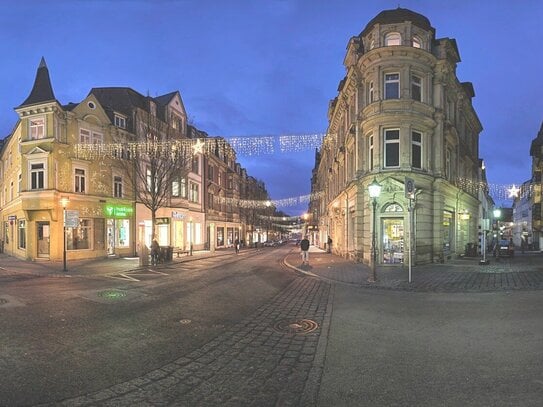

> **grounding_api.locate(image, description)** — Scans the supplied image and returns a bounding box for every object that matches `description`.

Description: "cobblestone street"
[44,277,332,407]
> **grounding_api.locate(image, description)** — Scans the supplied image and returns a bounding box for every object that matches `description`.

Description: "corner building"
[310,8,484,264]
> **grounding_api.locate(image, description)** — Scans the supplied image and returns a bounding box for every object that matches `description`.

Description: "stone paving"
[284,249,543,292]
[42,277,332,407]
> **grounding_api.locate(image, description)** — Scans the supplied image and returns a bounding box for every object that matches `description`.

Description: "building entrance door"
[382,218,404,264]
[37,222,50,258]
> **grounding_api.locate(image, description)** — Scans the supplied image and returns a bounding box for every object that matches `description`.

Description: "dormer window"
[29,117,45,140]
[114,114,126,129]
[412,37,422,48]
[385,32,401,46]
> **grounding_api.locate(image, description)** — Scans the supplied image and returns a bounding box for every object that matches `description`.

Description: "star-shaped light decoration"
[507,184,520,199]
[192,138,205,154]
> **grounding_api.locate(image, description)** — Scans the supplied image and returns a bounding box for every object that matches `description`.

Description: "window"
[384,73,400,99]
[218,171,222,187]
[412,37,422,48]
[189,182,199,203]
[18,220,26,249]
[208,192,215,210]
[79,129,91,144]
[172,179,180,197]
[114,176,123,197]
[369,39,375,50]
[385,32,401,46]
[114,114,126,129]
[79,128,103,144]
[384,129,400,168]
[18,173,22,195]
[180,178,187,198]
[30,163,45,190]
[29,117,45,140]
[208,165,214,181]
[10,181,13,201]
[192,156,199,174]
[368,133,374,170]
[411,131,422,169]
[66,219,92,250]
[368,81,374,103]
[411,75,422,102]
[75,168,86,193]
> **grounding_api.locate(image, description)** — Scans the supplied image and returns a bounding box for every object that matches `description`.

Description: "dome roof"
[361,8,433,37]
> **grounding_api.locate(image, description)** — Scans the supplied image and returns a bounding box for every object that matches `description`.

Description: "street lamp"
[368,178,381,282]
[60,197,69,272]
[493,208,502,238]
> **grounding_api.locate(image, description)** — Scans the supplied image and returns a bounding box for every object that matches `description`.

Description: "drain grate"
[97,289,127,299]
[273,319,319,334]
[0,298,8,306]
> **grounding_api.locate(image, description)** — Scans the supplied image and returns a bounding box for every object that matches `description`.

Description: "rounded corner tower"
[312,7,484,265]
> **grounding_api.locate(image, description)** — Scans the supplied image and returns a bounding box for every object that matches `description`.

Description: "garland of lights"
[74,136,532,208]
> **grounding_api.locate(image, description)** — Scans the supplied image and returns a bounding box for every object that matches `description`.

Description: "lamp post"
[368,178,381,283]
[60,197,69,272]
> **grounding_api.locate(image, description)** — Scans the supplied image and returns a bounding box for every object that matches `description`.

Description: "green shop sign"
[104,205,134,218]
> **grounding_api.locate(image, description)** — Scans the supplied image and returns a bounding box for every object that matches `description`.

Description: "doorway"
[382,218,404,264]
[37,222,50,258]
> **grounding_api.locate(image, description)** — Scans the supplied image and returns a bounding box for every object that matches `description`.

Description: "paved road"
[1,245,542,406]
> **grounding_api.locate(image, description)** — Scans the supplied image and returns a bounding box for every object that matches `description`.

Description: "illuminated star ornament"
[192,138,205,154]
[507,184,520,199]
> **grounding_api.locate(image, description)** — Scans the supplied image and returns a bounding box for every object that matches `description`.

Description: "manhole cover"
[273,319,319,334]
[97,289,127,299]
[179,319,192,324]
[0,298,8,306]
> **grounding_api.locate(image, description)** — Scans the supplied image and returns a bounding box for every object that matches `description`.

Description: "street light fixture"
[60,197,69,272]
[368,178,381,283]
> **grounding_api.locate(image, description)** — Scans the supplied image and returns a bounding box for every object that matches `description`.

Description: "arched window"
[385,32,401,46]
[412,37,422,48]
[383,203,404,213]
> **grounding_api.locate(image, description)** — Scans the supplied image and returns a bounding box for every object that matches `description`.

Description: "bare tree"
[117,108,193,241]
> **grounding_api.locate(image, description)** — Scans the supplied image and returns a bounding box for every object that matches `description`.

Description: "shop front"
[104,204,134,256]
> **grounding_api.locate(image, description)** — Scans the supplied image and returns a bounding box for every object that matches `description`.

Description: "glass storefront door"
[382,218,404,264]
[37,221,50,258]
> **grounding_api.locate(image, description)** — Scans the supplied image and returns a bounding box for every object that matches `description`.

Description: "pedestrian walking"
[150,239,160,266]
[300,235,310,265]
[327,236,333,253]
[234,238,240,254]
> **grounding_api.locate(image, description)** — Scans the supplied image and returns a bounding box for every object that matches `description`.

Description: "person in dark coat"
[150,239,160,266]
[300,235,310,265]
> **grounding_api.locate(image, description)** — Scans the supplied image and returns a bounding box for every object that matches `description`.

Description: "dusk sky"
[1,0,542,215]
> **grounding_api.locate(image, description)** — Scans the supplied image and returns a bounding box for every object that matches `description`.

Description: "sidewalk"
[0,247,239,279]
[284,246,543,292]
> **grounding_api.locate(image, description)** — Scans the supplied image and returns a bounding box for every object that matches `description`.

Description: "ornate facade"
[310,8,484,265]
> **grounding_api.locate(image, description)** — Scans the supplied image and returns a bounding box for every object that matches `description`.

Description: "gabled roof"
[154,91,178,106]
[18,57,57,108]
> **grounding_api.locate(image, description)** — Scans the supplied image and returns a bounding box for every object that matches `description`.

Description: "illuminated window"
[384,73,400,99]
[385,32,401,46]
[29,117,45,140]
[189,182,199,203]
[18,220,26,249]
[67,219,92,250]
[384,129,400,168]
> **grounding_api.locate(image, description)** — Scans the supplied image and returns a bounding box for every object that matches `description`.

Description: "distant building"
[0,59,269,261]
[309,8,485,265]
[529,121,543,250]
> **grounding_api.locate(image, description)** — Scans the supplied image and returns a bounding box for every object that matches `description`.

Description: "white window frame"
[411,75,422,102]
[79,128,91,144]
[384,129,400,168]
[384,73,400,100]
[74,167,86,193]
[385,32,401,46]
[411,131,423,169]
[113,175,123,198]
[114,114,126,129]
[189,182,199,203]
[29,161,47,190]
[368,81,374,103]
[29,117,45,140]
[368,133,374,170]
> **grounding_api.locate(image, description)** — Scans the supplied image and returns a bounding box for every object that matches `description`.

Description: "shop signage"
[104,205,134,218]
[172,211,186,220]
[8,215,17,221]
[156,217,170,225]
[65,210,80,228]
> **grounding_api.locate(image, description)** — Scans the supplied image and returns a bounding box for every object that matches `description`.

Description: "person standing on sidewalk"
[300,235,310,265]
[327,236,333,253]
[150,239,160,266]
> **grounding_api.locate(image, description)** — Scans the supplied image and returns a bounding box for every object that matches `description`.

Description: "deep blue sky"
[1,0,542,215]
